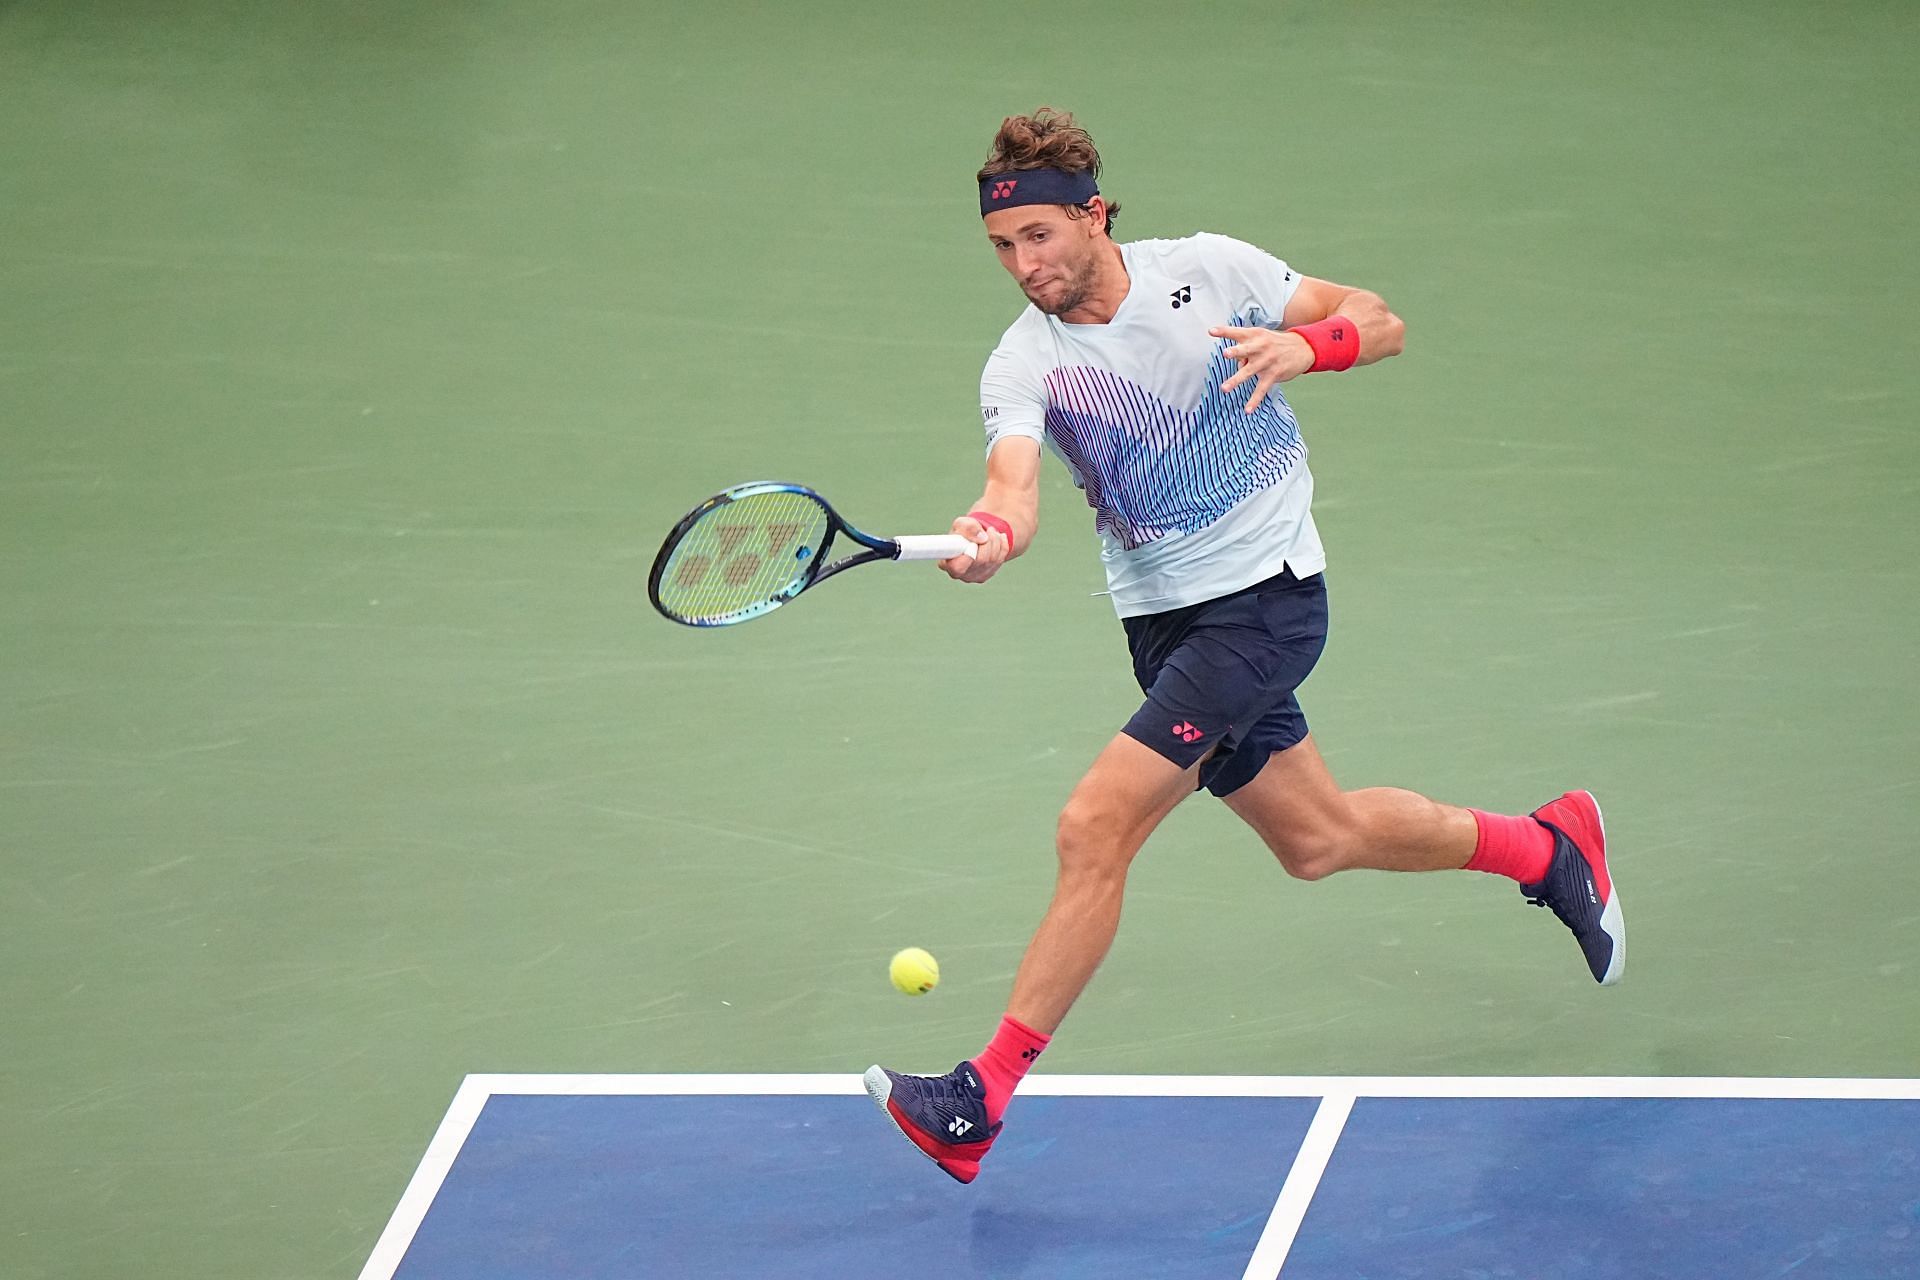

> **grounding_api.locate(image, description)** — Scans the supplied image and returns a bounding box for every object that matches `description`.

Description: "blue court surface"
[360,1075,1920,1279]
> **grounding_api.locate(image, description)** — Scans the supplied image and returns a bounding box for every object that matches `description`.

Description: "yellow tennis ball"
[889,947,939,996]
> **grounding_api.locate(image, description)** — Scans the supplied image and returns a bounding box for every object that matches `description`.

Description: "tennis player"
[865,108,1622,1184]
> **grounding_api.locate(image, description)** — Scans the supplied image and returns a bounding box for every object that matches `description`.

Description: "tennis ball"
[889,947,939,996]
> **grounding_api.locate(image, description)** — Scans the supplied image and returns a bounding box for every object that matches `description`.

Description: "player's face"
[984,203,1105,316]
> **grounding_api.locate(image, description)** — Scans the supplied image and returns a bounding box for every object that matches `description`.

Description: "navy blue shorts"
[1120,568,1329,797]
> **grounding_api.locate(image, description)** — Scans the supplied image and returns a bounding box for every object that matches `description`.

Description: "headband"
[979,167,1100,217]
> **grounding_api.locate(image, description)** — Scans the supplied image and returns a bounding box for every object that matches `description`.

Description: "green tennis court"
[3,2,1916,1276]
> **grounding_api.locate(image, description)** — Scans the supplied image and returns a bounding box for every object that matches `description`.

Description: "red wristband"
[1292,315,1360,372]
[968,510,1014,545]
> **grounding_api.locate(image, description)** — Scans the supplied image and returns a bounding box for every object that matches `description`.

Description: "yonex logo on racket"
[1172,721,1204,743]
[672,521,806,591]
[989,179,1018,200]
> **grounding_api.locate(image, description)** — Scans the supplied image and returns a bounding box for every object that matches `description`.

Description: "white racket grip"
[893,534,978,562]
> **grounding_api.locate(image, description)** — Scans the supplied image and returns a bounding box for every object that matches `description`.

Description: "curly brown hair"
[977,107,1121,237]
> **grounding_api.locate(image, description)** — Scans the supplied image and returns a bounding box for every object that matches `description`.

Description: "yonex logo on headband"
[979,166,1100,217]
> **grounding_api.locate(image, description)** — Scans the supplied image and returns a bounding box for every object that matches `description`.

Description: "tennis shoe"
[1522,790,1625,985]
[862,1060,1001,1184]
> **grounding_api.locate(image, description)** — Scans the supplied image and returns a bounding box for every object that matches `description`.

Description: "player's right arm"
[943,437,1040,583]
[947,338,1045,583]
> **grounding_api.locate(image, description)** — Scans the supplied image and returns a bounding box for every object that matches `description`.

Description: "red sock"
[1466,809,1555,884]
[972,1014,1050,1124]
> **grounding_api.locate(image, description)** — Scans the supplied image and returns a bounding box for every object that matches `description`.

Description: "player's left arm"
[1279,276,1405,365]
[1212,276,1406,412]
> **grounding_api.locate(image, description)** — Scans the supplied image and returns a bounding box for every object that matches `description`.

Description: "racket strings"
[656,490,830,624]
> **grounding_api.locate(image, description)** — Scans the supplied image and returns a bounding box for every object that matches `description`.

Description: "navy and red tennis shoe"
[862,1061,1001,1184]
[1523,789,1624,985]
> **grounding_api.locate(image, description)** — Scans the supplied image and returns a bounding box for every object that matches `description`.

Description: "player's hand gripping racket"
[648,481,976,627]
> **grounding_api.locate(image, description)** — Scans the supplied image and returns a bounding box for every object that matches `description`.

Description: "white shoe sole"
[1578,789,1626,986]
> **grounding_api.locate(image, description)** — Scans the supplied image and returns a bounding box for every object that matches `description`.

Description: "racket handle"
[893,534,978,562]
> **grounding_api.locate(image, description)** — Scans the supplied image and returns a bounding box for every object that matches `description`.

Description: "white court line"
[356,1074,1920,1280]
[1240,1092,1354,1280]
[356,1076,492,1280]
[460,1072,1920,1100]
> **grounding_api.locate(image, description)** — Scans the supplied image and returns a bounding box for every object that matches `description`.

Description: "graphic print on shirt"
[1042,315,1306,550]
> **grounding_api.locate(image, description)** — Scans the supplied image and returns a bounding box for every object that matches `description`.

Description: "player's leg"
[864,733,1198,1183]
[1004,732,1200,1033]
[1220,734,1476,880]
[1223,733,1623,984]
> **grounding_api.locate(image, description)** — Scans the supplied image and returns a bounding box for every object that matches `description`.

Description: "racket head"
[649,482,840,626]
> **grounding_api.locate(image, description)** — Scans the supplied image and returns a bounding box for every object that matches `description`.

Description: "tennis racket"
[649,481,977,627]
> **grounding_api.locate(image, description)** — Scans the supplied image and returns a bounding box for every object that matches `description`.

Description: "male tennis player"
[864,109,1622,1184]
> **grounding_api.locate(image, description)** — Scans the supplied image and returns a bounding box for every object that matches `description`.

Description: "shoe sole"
[862,1065,979,1184]
[1578,789,1626,986]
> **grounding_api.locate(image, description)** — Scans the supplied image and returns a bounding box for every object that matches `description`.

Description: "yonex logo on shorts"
[989,180,1018,200]
[1172,721,1204,743]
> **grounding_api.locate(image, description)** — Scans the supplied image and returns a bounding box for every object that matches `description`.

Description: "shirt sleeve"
[1194,232,1302,329]
[979,342,1047,455]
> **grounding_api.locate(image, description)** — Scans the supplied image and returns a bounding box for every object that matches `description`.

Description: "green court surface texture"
[3,2,1916,1276]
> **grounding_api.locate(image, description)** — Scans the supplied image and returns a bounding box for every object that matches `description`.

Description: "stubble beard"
[1026,252,1097,317]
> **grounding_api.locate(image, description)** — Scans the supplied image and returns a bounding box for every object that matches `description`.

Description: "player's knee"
[1271,827,1359,882]
[1054,797,1133,881]
[1275,842,1337,881]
